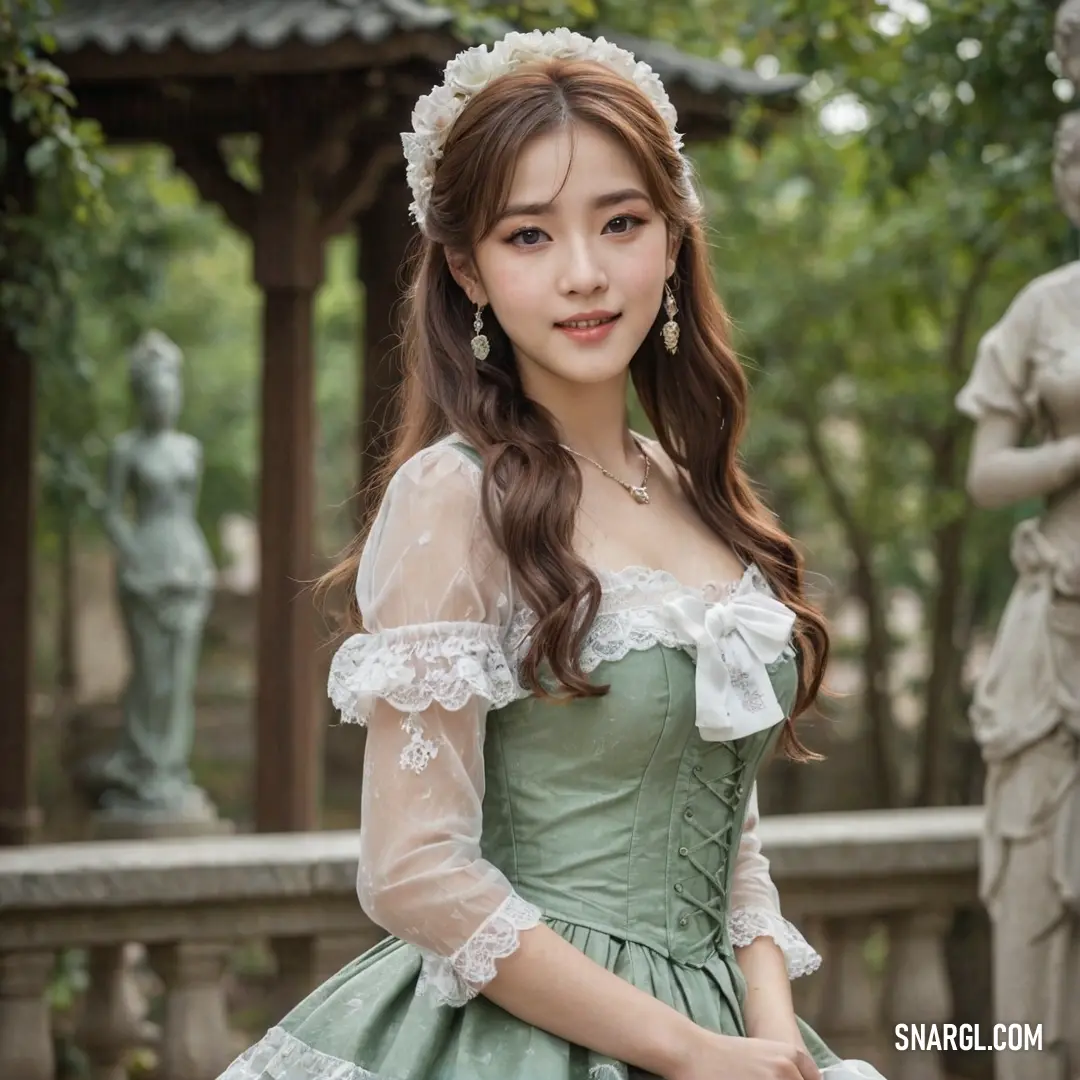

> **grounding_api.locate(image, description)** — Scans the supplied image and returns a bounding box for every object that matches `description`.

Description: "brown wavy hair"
[320,58,829,757]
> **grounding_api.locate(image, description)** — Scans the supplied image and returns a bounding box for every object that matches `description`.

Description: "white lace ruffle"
[415,891,543,1007]
[505,562,790,678]
[218,1025,883,1080]
[328,622,521,725]
[728,905,823,979]
[505,568,711,668]
[217,1024,632,1080]
[218,1025,378,1079]
[330,563,786,727]
[597,563,761,606]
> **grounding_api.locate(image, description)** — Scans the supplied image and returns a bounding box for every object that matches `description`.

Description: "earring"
[471,303,490,361]
[661,282,680,354]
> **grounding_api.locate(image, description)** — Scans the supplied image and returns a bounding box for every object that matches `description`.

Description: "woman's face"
[460,121,675,395]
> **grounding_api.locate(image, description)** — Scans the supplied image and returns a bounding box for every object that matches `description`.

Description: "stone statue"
[83,330,220,829]
[955,88,1080,1080]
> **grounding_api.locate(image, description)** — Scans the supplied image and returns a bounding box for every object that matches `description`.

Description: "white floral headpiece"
[402,28,687,232]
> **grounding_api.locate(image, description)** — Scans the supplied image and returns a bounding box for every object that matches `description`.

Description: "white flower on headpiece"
[548,27,589,57]
[590,36,638,80]
[411,83,458,140]
[401,27,689,230]
[445,45,499,95]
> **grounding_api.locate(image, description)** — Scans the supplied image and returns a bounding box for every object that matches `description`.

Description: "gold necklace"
[560,436,651,505]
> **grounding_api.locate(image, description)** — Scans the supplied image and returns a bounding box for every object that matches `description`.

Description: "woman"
[219,29,882,1080]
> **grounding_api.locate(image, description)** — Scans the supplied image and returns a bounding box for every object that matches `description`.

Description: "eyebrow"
[496,187,652,222]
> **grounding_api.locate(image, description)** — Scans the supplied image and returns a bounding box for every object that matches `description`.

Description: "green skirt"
[219,915,840,1080]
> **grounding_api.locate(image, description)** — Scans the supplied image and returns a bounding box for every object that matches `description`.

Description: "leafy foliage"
[1,0,102,217]
[3,0,105,541]
[757,0,1070,196]
[702,0,1072,804]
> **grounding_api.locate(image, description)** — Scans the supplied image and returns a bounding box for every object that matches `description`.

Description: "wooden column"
[252,98,325,832]
[357,170,414,516]
[0,114,43,846]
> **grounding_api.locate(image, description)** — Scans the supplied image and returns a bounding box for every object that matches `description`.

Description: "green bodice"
[482,645,797,967]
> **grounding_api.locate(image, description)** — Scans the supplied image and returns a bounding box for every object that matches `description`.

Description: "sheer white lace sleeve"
[729,783,822,979]
[327,441,541,1007]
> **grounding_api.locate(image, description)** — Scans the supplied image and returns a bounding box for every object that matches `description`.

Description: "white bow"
[663,587,796,743]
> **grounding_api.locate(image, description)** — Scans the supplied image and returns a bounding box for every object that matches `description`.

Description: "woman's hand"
[665,1028,821,1080]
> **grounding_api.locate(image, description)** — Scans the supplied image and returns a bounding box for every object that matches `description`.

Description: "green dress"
[217,438,868,1080]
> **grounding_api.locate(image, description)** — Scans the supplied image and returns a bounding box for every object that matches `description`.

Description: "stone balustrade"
[0,805,982,1080]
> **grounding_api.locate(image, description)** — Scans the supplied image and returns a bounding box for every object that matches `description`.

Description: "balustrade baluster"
[815,916,883,1063]
[149,941,234,1080]
[0,949,55,1080]
[883,910,953,1080]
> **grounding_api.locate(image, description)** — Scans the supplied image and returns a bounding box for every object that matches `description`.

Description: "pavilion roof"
[49,0,806,107]
[50,0,451,56]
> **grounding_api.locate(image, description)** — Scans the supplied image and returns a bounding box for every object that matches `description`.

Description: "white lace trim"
[327,621,521,726]
[218,1024,379,1079]
[217,1024,631,1080]
[217,1025,882,1080]
[415,891,543,1007]
[506,562,790,678]
[598,562,761,604]
[728,905,823,979]
[329,564,790,730]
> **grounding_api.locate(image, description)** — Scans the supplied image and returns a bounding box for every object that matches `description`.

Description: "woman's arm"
[482,923,701,1073]
[485,925,824,1080]
[728,785,820,1044]
[735,938,804,1046]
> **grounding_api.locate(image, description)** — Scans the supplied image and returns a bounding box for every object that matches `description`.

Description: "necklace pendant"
[629,486,650,505]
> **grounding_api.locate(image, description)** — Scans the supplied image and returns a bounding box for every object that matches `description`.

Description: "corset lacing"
[672,746,749,954]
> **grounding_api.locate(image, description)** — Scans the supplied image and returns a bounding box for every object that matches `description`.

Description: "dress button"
[679,915,690,927]
[692,765,702,777]
[678,846,688,857]
[674,883,684,894]
[684,809,694,820]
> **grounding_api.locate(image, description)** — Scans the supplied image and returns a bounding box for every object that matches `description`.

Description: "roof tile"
[48,0,805,101]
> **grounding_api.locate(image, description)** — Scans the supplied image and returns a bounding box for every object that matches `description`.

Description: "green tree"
[701,121,1059,806]
[755,0,1072,203]
[702,0,1070,806]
